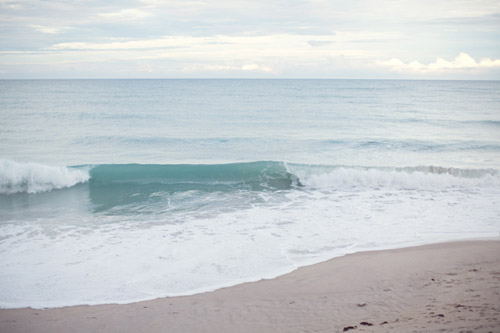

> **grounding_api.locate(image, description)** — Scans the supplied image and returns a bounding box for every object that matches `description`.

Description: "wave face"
[89,161,297,191]
[2,160,499,222]
[85,162,494,215]
[0,159,89,194]
[87,162,500,195]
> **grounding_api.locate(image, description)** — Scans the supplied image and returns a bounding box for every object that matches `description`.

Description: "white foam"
[1,182,500,309]
[0,159,89,194]
[286,164,500,190]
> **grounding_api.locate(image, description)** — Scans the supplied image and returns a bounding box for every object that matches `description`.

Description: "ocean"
[1,79,499,309]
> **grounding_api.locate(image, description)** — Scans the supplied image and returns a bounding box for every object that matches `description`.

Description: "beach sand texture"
[1,240,499,332]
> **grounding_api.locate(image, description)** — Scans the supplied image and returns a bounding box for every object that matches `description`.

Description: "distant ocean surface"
[1,79,500,309]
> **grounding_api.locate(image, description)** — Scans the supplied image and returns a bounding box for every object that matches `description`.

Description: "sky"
[1,0,499,79]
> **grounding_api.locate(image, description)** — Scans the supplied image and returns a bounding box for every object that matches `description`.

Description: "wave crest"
[1,160,498,195]
[0,159,90,194]
[286,164,499,190]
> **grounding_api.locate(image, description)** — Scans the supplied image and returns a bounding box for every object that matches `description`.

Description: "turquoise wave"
[2,160,499,217]
[3,160,499,196]
[84,162,297,213]
[88,161,297,190]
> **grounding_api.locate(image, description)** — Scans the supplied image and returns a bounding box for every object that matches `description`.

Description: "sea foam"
[286,164,500,190]
[0,159,89,194]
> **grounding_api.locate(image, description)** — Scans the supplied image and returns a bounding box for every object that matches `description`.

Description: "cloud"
[376,53,500,74]
[31,25,70,34]
[0,0,23,10]
[1,0,499,79]
[334,31,401,42]
[185,63,273,73]
[2,32,375,77]
[241,64,273,72]
[37,33,379,77]
[98,8,152,21]
[308,40,334,47]
[47,37,188,51]
[46,32,389,54]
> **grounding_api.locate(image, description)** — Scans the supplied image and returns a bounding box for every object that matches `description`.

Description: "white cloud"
[45,36,191,51]
[31,25,70,34]
[39,33,379,76]
[1,0,500,79]
[139,0,208,8]
[48,37,185,50]
[46,32,387,56]
[0,0,23,10]
[241,64,273,72]
[376,53,500,74]
[98,8,152,21]
[184,63,273,73]
[308,40,334,47]
[334,31,402,42]
[3,32,380,77]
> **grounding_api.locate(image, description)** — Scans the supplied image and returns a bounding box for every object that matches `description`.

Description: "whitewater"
[1,79,500,308]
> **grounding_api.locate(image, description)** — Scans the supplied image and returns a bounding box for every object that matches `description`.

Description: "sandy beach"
[1,240,499,332]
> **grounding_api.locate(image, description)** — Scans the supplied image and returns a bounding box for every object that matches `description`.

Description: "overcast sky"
[1,0,499,79]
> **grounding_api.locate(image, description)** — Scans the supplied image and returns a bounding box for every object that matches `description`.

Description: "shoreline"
[4,236,497,310]
[1,239,500,332]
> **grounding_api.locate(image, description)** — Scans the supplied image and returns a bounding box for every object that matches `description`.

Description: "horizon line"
[1,78,499,82]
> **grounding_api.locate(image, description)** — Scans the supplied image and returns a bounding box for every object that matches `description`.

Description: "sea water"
[0,79,499,308]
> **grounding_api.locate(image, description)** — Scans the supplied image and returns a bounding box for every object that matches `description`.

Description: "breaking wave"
[1,159,498,195]
[286,163,500,190]
[0,159,90,194]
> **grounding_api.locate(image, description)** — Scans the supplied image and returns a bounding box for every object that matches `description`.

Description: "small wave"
[285,164,499,190]
[3,160,498,196]
[88,162,499,192]
[354,139,500,152]
[0,159,90,194]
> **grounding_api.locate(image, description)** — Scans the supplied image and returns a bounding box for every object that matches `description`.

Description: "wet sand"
[1,240,499,332]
